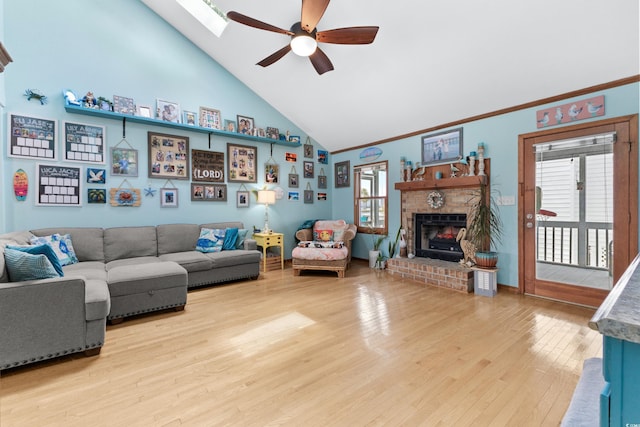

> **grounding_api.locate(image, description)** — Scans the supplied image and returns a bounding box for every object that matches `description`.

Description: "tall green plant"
[369,228,385,251]
[386,226,403,258]
[466,183,503,252]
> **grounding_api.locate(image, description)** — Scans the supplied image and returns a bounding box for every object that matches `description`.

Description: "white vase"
[369,250,380,268]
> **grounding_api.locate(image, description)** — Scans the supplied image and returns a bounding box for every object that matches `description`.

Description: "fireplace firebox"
[414,213,467,262]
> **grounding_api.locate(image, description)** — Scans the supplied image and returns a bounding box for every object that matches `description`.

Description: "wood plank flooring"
[0,261,602,426]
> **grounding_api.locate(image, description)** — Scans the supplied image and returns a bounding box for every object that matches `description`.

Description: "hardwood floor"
[0,261,602,426]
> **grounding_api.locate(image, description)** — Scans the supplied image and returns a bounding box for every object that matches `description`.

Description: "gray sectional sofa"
[0,222,260,370]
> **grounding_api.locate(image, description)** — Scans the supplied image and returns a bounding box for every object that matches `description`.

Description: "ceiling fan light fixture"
[290,34,317,57]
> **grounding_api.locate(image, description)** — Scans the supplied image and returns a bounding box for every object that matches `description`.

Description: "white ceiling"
[141,0,639,153]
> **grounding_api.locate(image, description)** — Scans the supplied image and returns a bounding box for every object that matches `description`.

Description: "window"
[354,161,387,235]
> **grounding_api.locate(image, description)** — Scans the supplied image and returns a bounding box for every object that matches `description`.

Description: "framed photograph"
[266,126,279,140]
[237,190,250,208]
[288,173,299,188]
[304,142,313,158]
[199,107,222,129]
[227,143,257,183]
[112,95,135,115]
[87,168,106,184]
[265,163,279,183]
[183,110,197,126]
[63,121,105,164]
[136,105,153,118]
[317,149,328,164]
[318,175,327,189]
[160,188,179,208]
[191,183,227,201]
[303,161,314,178]
[156,99,180,123]
[36,163,81,207]
[110,147,139,177]
[191,149,224,182]
[285,152,297,162]
[288,191,300,201]
[148,132,189,180]
[87,188,107,204]
[421,127,463,166]
[256,128,266,138]
[289,135,301,144]
[318,192,327,201]
[335,160,350,188]
[304,189,314,204]
[237,115,254,135]
[7,113,57,160]
[224,119,236,133]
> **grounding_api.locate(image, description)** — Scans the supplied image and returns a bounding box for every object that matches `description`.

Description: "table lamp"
[257,189,276,233]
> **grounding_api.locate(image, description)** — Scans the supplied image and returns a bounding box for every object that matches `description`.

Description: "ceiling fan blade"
[309,47,334,75]
[257,45,292,67]
[227,11,294,36]
[317,26,379,44]
[301,0,331,33]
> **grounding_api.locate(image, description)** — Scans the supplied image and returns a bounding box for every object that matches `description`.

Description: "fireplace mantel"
[394,175,486,191]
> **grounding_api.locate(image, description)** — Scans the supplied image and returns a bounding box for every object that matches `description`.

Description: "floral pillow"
[298,240,344,249]
[196,228,226,253]
[30,233,78,266]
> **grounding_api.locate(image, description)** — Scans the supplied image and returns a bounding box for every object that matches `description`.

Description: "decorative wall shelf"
[64,104,302,147]
[394,175,486,191]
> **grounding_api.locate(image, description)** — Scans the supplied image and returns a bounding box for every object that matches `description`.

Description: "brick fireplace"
[386,160,491,293]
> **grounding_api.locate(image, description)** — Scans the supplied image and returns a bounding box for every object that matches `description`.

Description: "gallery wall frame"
[236,190,250,208]
[35,163,81,207]
[148,132,189,180]
[160,187,179,208]
[63,121,105,164]
[191,183,227,201]
[420,127,463,166]
[157,99,180,123]
[191,149,224,182]
[227,143,257,183]
[7,113,57,160]
[110,147,138,177]
[199,107,222,129]
[335,160,350,188]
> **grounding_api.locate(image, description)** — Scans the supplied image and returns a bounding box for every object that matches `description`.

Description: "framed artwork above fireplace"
[421,127,463,166]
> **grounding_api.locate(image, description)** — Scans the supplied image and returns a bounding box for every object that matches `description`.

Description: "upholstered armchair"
[291,220,357,278]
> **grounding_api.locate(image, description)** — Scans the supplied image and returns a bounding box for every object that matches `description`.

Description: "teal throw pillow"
[4,248,60,282]
[6,244,64,277]
[235,229,249,249]
[30,233,79,266]
[195,228,226,253]
[222,228,239,250]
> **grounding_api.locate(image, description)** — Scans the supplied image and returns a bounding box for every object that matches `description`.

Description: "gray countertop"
[589,253,640,344]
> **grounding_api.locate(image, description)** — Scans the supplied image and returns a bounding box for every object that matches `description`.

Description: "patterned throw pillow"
[30,233,78,266]
[6,244,64,277]
[4,248,60,282]
[297,240,344,249]
[196,228,226,253]
[313,229,334,242]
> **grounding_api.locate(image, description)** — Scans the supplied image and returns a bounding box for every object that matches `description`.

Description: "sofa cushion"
[159,251,213,272]
[63,261,107,281]
[105,256,161,271]
[0,230,35,246]
[205,250,261,268]
[104,226,157,263]
[107,262,187,297]
[291,246,349,261]
[200,221,244,231]
[196,228,225,253]
[156,224,200,255]
[4,248,60,281]
[30,234,79,266]
[7,244,64,277]
[31,227,104,262]
[84,279,111,321]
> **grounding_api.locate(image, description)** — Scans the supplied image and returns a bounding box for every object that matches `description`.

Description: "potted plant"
[466,182,503,268]
[369,230,385,268]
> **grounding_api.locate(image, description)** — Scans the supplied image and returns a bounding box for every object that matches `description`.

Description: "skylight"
[176,0,228,37]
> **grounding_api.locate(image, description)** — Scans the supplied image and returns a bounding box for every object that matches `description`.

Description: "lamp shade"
[290,34,317,57]
[257,190,276,205]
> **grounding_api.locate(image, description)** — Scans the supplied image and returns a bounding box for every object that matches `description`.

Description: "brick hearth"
[386,257,474,293]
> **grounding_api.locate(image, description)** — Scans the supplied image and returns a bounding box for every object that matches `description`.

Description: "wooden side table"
[252,232,284,272]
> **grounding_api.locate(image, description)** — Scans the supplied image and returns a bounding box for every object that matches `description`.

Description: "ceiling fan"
[227,0,379,75]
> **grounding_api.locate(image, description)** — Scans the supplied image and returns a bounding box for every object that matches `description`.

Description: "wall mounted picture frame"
[304,189,314,204]
[303,161,314,178]
[421,127,463,166]
[136,105,152,118]
[318,192,327,201]
[36,163,81,207]
[183,110,197,126]
[335,160,350,188]
[265,162,279,183]
[87,168,106,184]
[191,149,224,182]
[285,152,297,162]
[237,115,254,136]
[112,95,135,115]
[289,135,301,144]
[288,173,299,188]
[160,187,179,208]
[157,99,180,123]
[7,113,57,160]
[224,119,236,133]
[63,121,106,164]
[304,140,313,158]
[191,183,227,201]
[318,175,327,189]
[110,147,138,177]
[317,149,328,164]
[109,185,142,207]
[237,190,250,208]
[199,107,222,129]
[87,188,106,204]
[148,132,189,180]
[266,126,279,140]
[227,143,257,183]
[288,191,300,201]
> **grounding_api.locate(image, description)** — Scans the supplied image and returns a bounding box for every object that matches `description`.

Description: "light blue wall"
[1,0,332,256]
[335,82,640,287]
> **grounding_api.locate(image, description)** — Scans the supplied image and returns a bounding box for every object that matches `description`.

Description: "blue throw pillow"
[30,233,79,266]
[222,228,239,250]
[4,248,60,282]
[235,229,249,250]
[195,228,226,253]
[6,244,64,277]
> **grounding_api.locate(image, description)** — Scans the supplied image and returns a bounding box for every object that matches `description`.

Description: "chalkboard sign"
[7,113,57,160]
[191,149,224,182]
[36,163,81,206]
[63,121,106,164]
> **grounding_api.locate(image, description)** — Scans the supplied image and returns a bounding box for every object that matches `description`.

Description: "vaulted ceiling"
[141,0,639,152]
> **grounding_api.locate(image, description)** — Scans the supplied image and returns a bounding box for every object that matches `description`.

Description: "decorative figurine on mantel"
[82,91,97,108]
[468,151,476,176]
[477,142,486,176]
